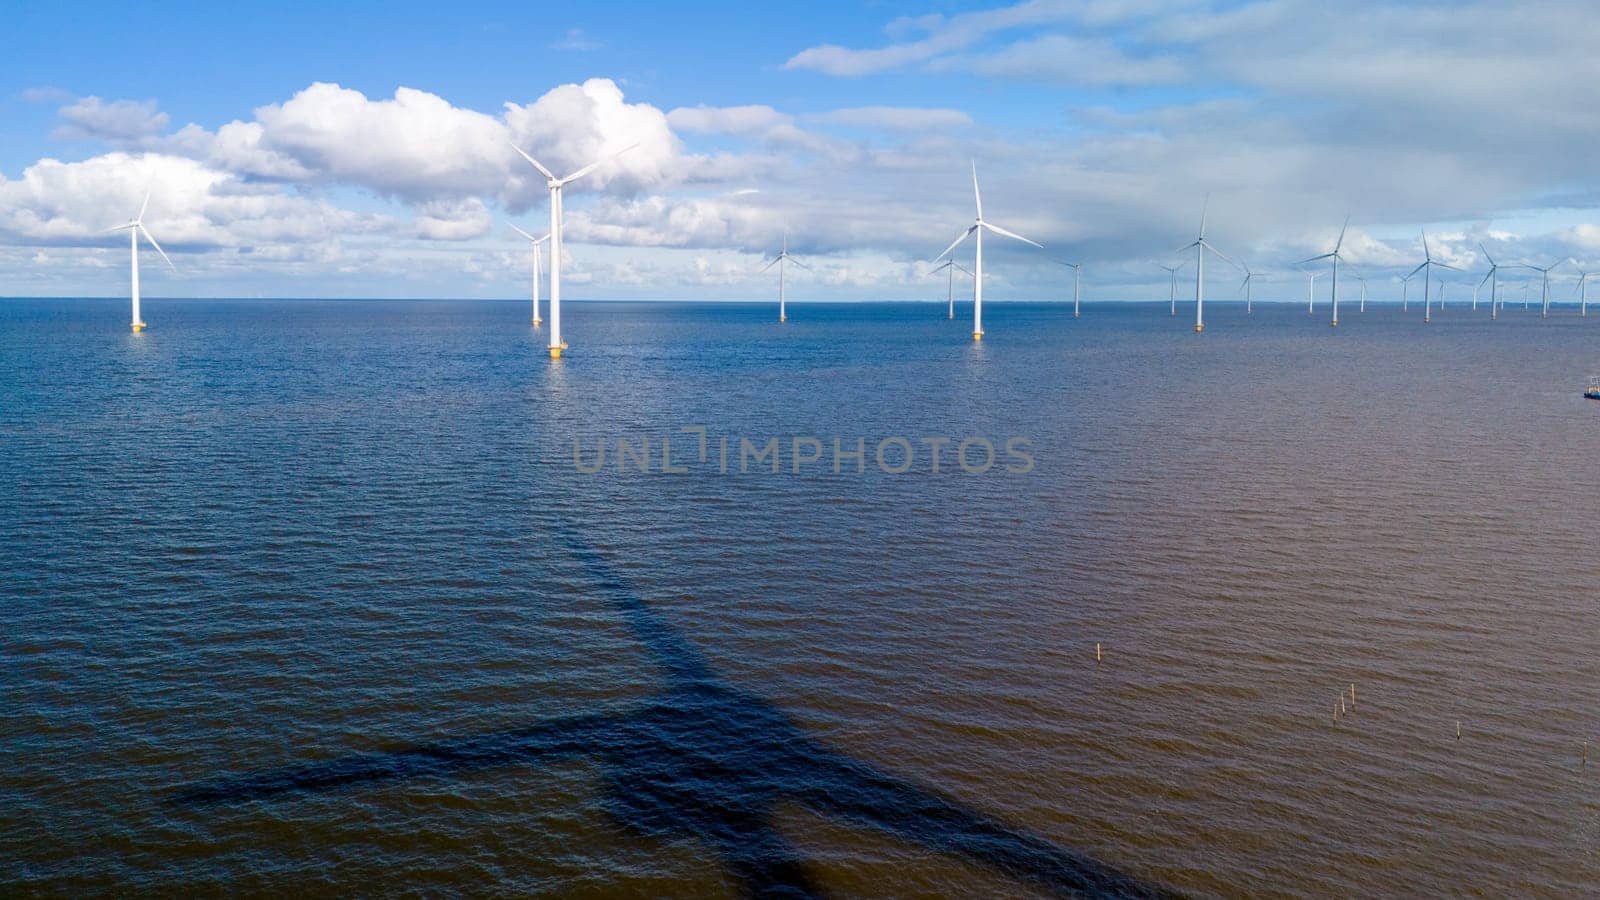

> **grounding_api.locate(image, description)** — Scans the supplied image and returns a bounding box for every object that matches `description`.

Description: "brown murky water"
[3,298,1597,896]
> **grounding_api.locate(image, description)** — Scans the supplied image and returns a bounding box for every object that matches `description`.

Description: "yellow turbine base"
[1331,320,1338,327]
[780,315,786,322]
[549,346,562,359]
[532,317,542,326]
[972,331,984,341]
[131,322,145,332]
[1195,324,1204,333]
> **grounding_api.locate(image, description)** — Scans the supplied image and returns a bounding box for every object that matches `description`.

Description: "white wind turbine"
[931,259,973,319]
[1296,216,1351,327]
[1237,262,1257,314]
[1479,244,1503,320]
[1406,230,1458,324]
[105,191,174,332]
[1160,263,1185,315]
[1057,261,1083,318]
[1516,259,1562,318]
[1175,196,1236,333]
[1304,270,1320,313]
[1576,270,1594,317]
[508,223,551,326]
[760,231,811,323]
[1356,273,1368,313]
[933,161,1043,341]
[510,140,638,358]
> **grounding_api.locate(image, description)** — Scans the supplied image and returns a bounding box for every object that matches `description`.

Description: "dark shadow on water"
[175,530,1180,898]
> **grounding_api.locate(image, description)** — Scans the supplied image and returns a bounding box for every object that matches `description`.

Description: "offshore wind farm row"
[106,146,1595,355]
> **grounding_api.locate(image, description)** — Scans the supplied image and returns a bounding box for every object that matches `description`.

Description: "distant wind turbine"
[931,259,973,319]
[1238,262,1257,314]
[935,162,1042,341]
[104,191,174,332]
[508,223,550,326]
[1057,261,1083,318]
[1406,230,1458,324]
[1576,270,1594,317]
[1477,244,1505,320]
[761,231,810,323]
[1175,195,1236,333]
[1401,271,1413,312]
[1355,274,1368,313]
[1296,216,1351,326]
[510,140,638,358]
[1304,270,1319,313]
[1159,263,1184,315]
[1516,259,1562,318]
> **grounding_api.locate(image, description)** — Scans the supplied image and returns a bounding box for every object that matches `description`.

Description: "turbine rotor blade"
[1406,261,1428,279]
[137,190,151,222]
[1295,252,1335,266]
[759,257,780,273]
[953,263,973,277]
[139,224,176,272]
[507,223,538,243]
[561,141,640,186]
[509,143,556,180]
[970,160,982,220]
[1335,215,1350,252]
[933,224,978,262]
[787,257,813,272]
[982,221,1043,249]
[1198,193,1210,240]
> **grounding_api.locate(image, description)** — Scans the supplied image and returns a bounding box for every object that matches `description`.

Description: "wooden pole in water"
[1456,721,1461,741]
[1340,696,1346,715]
[1350,684,1355,707]
[1095,642,1102,664]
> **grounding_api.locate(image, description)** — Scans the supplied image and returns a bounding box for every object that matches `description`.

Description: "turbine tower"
[760,231,810,322]
[1356,274,1368,313]
[934,161,1043,341]
[1238,262,1257,314]
[1479,244,1502,320]
[510,140,638,358]
[1304,270,1319,313]
[104,191,174,332]
[1058,261,1083,318]
[1175,196,1236,333]
[1576,270,1593,317]
[1159,263,1184,315]
[1296,216,1351,326]
[931,259,973,319]
[508,223,550,326]
[1405,230,1457,324]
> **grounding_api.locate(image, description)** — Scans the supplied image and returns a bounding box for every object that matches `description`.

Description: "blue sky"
[5,0,1600,301]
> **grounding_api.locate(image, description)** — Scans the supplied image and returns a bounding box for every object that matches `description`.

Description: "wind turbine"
[1296,216,1351,326]
[1523,281,1530,310]
[1304,270,1319,313]
[1175,196,1236,333]
[1238,262,1257,314]
[1516,259,1561,318]
[934,161,1043,341]
[1479,244,1504,320]
[510,140,638,358]
[1401,271,1412,312]
[1356,274,1368,313]
[1057,261,1083,318]
[508,223,550,326]
[1576,270,1593,317]
[1159,263,1184,315]
[1406,230,1458,324]
[931,259,973,319]
[104,191,174,332]
[760,231,810,322]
